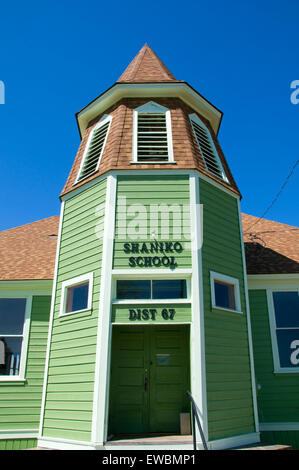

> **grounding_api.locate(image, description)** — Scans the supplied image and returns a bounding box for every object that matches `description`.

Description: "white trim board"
[0,430,38,440]
[61,169,240,203]
[91,174,117,444]
[38,200,65,438]
[189,174,208,445]
[237,199,260,434]
[259,422,299,432]
[76,82,222,138]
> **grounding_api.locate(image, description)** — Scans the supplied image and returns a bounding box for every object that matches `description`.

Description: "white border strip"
[260,422,299,432]
[0,430,38,440]
[237,200,259,434]
[91,174,117,444]
[189,174,208,444]
[38,201,65,438]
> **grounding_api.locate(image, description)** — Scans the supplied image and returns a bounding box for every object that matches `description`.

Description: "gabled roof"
[117,44,178,83]
[0,216,59,281]
[242,213,299,274]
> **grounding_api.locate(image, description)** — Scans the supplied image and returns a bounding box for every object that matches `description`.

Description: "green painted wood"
[0,295,51,432]
[113,175,191,270]
[0,438,37,450]
[41,178,106,443]
[199,179,255,441]
[260,430,298,450]
[109,325,190,435]
[112,303,191,324]
[249,289,299,425]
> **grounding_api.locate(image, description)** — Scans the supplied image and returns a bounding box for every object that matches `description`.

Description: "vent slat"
[78,121,110,181]
[137,113,169,162]
[190,118,225,180]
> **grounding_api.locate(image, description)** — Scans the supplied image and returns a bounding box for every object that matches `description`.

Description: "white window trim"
[0,294,32,382]
[210,271,242,314]
[267,287,299,374]
[132,101,174,164]
[59,272,94,317]
[111,273,191,304]
[189,113,228,183]
[75,114,112,184]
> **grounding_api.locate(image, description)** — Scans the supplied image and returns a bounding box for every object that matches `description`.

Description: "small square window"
[60,273,93,316]
[210,272,241,313]
[66,282,89,313]
[214,280,236,310]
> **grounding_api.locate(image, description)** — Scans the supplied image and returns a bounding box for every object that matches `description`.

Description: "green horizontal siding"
[260,430,297,449]
[199,179,255,441]
[0,295,51,432]
[41,178,106,442]
[113,175,191,269]
[0,438,37,450]
[112,303,191,323]
[249,289,299,424]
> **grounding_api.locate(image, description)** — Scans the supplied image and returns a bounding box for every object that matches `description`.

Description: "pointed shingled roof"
[117,44,178,83]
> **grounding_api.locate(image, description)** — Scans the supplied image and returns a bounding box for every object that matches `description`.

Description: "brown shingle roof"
[242,213,299,274]
[117,44,178,83]
[0,216,59,281]
[1,212,298,281]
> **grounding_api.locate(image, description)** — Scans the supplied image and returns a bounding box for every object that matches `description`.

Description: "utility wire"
[244,159,299,234]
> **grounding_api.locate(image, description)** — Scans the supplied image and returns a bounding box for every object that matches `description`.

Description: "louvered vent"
[78,120,110,181]
[190,117,226,180]
[137,113,169,162]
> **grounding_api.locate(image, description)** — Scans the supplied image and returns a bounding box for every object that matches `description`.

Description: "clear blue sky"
[0,0,298,231]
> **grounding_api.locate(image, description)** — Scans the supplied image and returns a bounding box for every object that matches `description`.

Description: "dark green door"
[108,325,190,435]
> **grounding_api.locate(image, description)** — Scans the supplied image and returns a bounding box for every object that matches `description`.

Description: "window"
[116,279,187,300]
[60,273,93,316]
[189,113,228,182]
[0,297,30,379]
[132,101,174,163]
[76,115,112,182]
[269,290,299,371]
[210,272,241,313]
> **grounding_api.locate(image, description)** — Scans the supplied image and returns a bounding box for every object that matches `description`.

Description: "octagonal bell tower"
[38,45,258,450]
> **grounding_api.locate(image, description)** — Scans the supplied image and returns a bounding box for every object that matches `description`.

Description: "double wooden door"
[108,325,190,435]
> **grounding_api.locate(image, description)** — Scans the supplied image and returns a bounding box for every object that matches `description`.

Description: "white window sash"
[0,295,32,381]
[59,272,94,317]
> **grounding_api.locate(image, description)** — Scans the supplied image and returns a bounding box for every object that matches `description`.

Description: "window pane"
[0,299,26,335]
[273,291,299,328]
[66,282,89,313]
[0,337,23,376]
[214,281,236,310]
[276,329,299,368]
[152,280,187,299]
[116,280,151,299]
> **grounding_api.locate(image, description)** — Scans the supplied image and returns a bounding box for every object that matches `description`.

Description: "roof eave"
[75,81,223,138]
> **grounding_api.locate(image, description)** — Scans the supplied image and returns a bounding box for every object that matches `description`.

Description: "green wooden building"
[0,45,298,451]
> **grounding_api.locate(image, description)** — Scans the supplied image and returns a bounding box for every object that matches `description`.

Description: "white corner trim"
[59,272,94,317]
[237,200,259,434]
[92,174,117,444]
[38,200,65,438]
[189,174,208,444]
